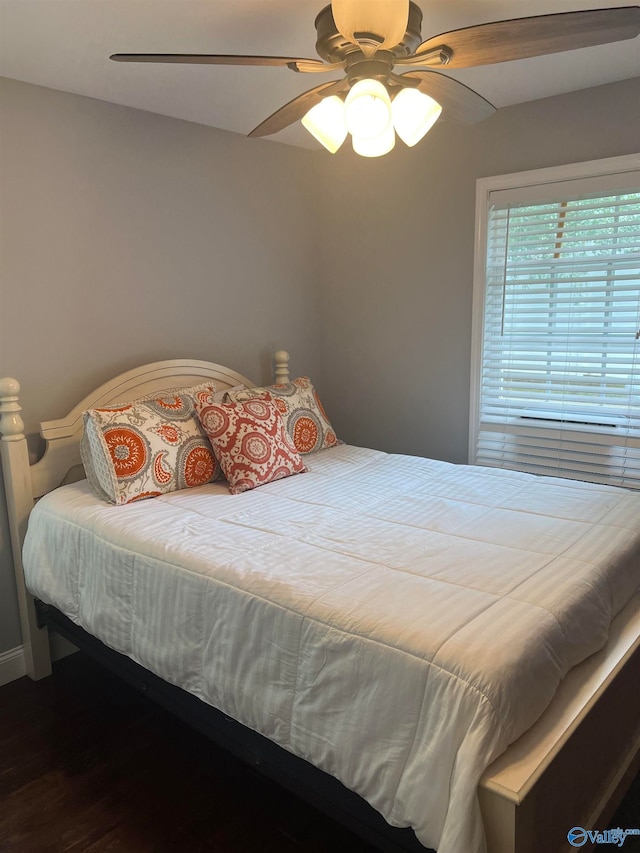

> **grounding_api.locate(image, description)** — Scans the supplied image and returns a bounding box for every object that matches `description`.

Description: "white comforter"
[23,445,640,853]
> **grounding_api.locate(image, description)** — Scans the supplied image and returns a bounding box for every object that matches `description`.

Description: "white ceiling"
[1,0,639,149]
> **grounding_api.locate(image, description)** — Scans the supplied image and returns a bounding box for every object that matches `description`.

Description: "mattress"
[23,445,640,853]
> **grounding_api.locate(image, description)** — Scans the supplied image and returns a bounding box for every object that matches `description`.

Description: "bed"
[1,352,639,853]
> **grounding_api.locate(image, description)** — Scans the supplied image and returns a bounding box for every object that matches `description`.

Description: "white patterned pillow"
[81,383,223,504]
[225,377,339,455]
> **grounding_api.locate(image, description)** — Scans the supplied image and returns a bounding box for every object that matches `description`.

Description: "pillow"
[81,383,222,505]
[225,376,339,455]
[193,392,306,495]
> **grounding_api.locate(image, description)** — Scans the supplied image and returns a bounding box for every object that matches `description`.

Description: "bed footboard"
[480,596,640,853]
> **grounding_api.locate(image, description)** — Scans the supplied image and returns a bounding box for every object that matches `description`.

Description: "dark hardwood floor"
[1,652,638,852]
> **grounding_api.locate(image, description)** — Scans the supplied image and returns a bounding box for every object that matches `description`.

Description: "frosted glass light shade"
[352,125,395,158]
[344,79,392,140]
[332,0,410,50]
[391,88,442,147]
[301,96,348,153]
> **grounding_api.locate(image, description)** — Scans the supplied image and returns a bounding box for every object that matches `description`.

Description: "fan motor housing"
[314,2,424,63]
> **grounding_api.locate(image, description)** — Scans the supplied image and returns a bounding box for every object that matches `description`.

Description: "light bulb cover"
[331,0,410,50]
[352,124,396,158]
[344,79,392,140]
[301,96,348,153]
[391,87,442,147]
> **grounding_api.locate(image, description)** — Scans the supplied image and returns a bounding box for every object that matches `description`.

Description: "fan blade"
[399,70,495,124]
[399,6,640,69]
[248,79,348,138]
[109,54,336,73]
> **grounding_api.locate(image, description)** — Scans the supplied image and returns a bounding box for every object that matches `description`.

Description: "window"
[470,155,640,489]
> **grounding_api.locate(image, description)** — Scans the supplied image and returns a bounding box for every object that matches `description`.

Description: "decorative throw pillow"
[193,393,306,495]
[81,383,222,505]
[225,376,339,455]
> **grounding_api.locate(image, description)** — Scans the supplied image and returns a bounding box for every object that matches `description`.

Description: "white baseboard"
[0,646,26,686]
[0,632,78,686]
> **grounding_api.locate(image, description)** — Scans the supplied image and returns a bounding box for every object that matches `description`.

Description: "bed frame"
[1,353,639,853]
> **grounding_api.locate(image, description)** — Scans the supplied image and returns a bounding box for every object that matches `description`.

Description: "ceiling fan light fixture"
[391,87,442,147]
[351,124,396,158]
[111,5,640,153]
[331,0,410,50]
[344,78,392,139]
[301,95,348,153]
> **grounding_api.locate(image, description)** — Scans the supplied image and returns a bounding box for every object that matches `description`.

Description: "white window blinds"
[473,164,640,489]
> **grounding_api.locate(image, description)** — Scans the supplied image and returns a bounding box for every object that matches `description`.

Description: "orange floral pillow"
[194,393,306,494]
[81,385,221,505]
[225,377,339,455]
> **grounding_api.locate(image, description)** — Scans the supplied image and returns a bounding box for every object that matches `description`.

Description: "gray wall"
[315,77,640,464]
[0,78,324,652]
[1,75,638,655]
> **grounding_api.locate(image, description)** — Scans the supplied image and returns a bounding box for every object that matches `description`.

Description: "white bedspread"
[23,445,640,853]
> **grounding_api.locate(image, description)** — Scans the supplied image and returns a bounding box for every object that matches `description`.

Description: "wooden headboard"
[0,350,290,681]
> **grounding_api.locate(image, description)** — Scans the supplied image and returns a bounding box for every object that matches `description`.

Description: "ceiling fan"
[111,1,640,157]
